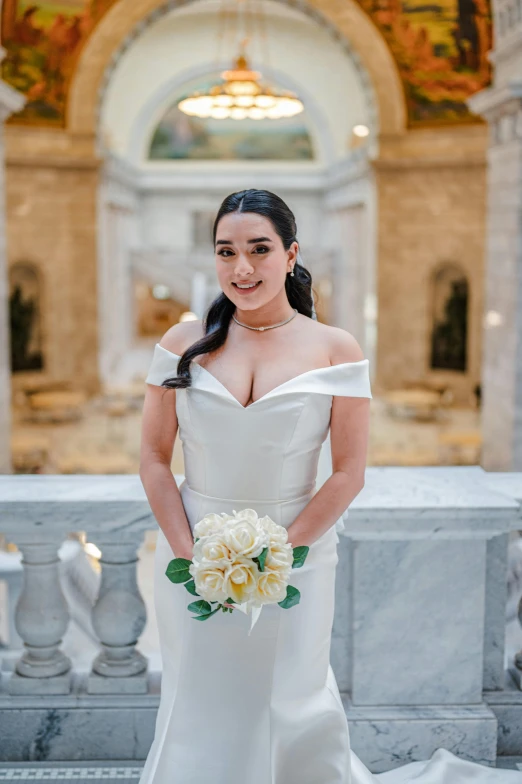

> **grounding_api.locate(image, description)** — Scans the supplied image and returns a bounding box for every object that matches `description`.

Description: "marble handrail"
[0,467,521,699]
[0,466,518,537]
[1,467,522,765]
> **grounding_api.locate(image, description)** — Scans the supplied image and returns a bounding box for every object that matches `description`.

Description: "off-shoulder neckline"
[154,343,369,411]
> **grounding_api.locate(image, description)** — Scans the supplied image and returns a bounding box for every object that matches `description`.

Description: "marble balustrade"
[0,467,521,770]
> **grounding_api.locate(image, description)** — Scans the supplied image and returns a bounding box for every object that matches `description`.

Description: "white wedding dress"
[141,342,521,784]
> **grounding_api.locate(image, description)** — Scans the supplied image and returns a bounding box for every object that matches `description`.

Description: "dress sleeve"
[300,359,371,399]
[332,359,372,398]
[145,343,181,386]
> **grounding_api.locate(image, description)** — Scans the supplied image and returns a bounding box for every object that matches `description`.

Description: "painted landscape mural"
[149,79,315,161]
[1,0,116,123]
[359,0,492,123]
[1,0,492,127]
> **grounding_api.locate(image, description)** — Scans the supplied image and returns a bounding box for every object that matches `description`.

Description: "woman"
[139,189,519,783]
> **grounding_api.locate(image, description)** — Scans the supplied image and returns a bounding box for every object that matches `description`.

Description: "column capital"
[467,81,522,122]
[0,75,25,122]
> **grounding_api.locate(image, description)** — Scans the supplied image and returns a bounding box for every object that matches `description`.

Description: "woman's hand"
[169,541,194,562]
[286,531,313,550]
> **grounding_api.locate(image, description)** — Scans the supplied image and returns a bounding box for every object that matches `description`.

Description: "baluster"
[511,593,522,688]
[8,539,72,695]
[509,531,522,689]
[87,535,148,694]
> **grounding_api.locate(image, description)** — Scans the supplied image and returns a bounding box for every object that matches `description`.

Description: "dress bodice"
[145,343,372,532]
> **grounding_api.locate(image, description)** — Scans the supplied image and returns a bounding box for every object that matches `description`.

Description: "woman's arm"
[139,325,196,561]
[285,330,370,548]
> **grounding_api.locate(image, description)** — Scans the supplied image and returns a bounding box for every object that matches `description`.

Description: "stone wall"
[6,128,101,395]
[374,125,488,403]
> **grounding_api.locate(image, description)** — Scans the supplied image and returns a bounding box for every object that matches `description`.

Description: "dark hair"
[161,188,315,390]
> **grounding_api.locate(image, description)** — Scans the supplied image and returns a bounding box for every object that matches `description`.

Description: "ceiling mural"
[1,0,492,128]
[361,0,492,124]
[1,0,117,124]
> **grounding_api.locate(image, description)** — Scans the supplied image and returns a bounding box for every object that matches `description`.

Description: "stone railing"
[0,467,521,770]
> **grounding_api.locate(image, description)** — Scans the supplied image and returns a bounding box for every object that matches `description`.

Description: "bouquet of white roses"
[165,508,309,633]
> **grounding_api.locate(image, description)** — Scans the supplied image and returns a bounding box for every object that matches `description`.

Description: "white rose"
[222,519,269,559]
[258,516,289,545]
[193,513,228,539]
[254,568,289,604]
[190,564,229,603]
[231,508,259,525]
[266,541,293,573]
[192,533,233,566]
[223,557,259,603]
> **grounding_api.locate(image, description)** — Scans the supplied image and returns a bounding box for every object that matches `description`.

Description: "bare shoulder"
[323,324,366,364]
[295,316,365,364]
[159,319,205,355]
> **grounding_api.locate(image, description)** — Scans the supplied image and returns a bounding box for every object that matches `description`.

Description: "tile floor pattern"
[0,760,520,780]
[0,768,142,782]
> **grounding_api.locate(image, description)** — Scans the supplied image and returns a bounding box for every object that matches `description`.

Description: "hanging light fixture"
[178,1,304,121]
[178,50,303,121]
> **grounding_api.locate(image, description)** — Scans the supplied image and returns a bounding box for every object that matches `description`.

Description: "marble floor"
[0,764,143,782]
[10,391,481,476]
[0,759,520,777]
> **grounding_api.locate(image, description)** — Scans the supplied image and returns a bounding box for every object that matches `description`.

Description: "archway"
[9,262,44,373]
[430,263,469,373]
[68,0,406,140]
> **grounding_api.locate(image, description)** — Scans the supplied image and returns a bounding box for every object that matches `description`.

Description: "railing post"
[511,590,522,688]
[7,539,72,695]
[87,534,148,694]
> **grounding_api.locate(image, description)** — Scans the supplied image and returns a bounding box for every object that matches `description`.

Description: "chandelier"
[178,52,303,121]
[177,0,304,121]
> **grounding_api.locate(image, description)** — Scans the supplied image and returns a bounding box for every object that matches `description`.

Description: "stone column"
[467,1,522,469]
[190,271,208,319]
[98,155,138,386]
[0,51,25,473]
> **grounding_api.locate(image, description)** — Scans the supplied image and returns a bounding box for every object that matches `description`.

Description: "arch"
[68,0,407,140]
[429,262,469,373]
[126,61,337,166]
[9,261,44,373]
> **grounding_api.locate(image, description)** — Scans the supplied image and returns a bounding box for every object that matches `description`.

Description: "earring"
[290,268,295,276]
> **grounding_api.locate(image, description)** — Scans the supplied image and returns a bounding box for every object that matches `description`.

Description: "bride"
[139,188,520,783]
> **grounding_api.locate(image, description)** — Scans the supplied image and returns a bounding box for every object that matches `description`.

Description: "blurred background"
[0,0,501,479]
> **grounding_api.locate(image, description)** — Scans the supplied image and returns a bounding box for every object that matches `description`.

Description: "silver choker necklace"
[232,308,298,331]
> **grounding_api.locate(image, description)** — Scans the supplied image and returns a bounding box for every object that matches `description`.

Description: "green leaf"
[165,558,193,583]
[187,599,212,614]
[278,584,301,609]
[184,579,199,596]
[192,606,222,621]
[256,546,269,572]
[292,546,309,569]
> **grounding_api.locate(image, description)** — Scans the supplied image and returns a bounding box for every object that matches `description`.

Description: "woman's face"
[214,211,297,309]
